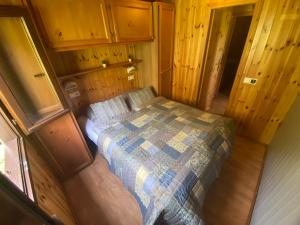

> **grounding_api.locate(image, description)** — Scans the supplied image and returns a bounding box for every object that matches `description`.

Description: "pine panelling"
[26,136,77,225]
[226,0,300,144]
[172,0,211,106]
[48,45,140,114]
[174,0,300,144]
[49,45,136,76]
[172,0,254,106]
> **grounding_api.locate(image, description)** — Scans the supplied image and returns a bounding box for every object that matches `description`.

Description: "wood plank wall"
[48,45,141,114]
[26,136,77,225]
[227,0,300,144]
[173,0,300,144]
[172,0,211,106]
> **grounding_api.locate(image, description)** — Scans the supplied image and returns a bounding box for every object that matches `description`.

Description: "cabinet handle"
[34,73,45,78]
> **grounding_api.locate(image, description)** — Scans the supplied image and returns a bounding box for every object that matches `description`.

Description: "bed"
[78,88,235,225]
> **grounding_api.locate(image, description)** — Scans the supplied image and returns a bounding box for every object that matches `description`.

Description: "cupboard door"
[0,11,65,134]
[158,3,175,98]
[28,0,112,50]
[109,0,153,42]
[36,112,92,180]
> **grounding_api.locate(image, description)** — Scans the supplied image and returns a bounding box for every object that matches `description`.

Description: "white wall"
[250,94,300,225]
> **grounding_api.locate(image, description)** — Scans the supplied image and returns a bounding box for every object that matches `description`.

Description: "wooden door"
[27,0,112,51]
[158,2,175,98]
[36,112,92,180]
[109,0,153,42]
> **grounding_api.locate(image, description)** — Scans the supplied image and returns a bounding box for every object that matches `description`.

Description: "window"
[0,105,34,200]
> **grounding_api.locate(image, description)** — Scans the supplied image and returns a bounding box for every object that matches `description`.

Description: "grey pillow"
[128,87,155,111]
[88,95,130,126]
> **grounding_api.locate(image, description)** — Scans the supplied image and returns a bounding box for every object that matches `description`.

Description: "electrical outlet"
[243,77,257,85]
[128,75,134,81]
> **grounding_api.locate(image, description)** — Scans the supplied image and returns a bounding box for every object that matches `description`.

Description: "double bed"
[78,88,235,225]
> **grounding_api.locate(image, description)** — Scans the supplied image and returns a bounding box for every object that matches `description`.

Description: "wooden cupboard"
[0,6,92,181]
[0,6,66,134]
[157,2,175,98]
[108,0,153,42]
[36,112,92,180]
[26,0,153,51]
[27,0,112,51]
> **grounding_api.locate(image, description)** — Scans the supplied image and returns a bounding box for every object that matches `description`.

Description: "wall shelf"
[58,59,143,80]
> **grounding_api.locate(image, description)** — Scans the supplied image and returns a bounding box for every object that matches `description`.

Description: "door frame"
[196,0,262,112]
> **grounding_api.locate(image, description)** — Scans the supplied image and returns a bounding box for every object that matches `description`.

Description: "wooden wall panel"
[135,3,159,94]
[173,0,300,144]
[172,0,211,106]
[48,45,141,114]
[226,0,300,144]
[26,136,77,225]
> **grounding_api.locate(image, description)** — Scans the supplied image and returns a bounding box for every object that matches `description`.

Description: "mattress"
[81,97,235,225]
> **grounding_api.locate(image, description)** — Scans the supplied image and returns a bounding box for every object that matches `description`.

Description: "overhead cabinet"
[108,0,153,42]
[27,0,153,51]
[27,0,112,51]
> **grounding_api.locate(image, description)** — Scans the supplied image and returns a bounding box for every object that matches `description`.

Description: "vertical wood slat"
[227,0,300,143]
[26,137,77,225]
[173,0,300,144]
[172,0,211,106]
[48,44,139,114]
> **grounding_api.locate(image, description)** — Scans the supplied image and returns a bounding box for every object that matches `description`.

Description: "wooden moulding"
[58,59,143,80]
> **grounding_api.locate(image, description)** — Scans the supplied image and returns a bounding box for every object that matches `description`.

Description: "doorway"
[200,4,254,115]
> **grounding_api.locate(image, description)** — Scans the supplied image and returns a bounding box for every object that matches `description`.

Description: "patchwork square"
[197,113,217,123]
[161,144,181,159]
[124,123,138,131]
[132,114,150,127]
[162,101,176,109]
[168,139,188,153]
[174,171,198,206]
[136,166,151,207]
[125,138,145,153]
[159,169,176,187]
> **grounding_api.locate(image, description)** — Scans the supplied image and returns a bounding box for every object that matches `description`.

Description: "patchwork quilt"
[96,97,235,225]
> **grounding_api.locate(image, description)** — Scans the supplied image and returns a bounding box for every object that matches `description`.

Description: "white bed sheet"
[77,116,99,145]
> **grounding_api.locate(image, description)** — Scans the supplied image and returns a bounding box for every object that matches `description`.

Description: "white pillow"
[128,87,155,111]
[88,95,130,125]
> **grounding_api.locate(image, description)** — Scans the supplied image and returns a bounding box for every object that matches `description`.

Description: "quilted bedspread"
[96,97,234,225]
